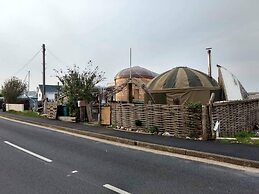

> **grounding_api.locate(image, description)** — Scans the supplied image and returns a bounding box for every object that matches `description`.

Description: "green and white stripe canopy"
[148,67,219,90]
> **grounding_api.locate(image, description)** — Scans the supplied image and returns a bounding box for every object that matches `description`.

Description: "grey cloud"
[0,0,259,92]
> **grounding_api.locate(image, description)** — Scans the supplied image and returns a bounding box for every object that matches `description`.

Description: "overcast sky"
[1,0,258,91]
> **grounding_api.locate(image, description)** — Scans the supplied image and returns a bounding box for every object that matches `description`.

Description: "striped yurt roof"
[115,66,158,79]
[147,67,219,90]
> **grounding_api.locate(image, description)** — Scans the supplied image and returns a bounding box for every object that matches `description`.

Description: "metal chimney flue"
[206,47,212,77]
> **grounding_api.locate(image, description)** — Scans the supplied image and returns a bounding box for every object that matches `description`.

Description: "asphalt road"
[2,111,259,162]
[0,118,258,194]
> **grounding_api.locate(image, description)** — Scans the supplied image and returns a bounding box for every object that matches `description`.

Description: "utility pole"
[42,44,47,114]
[42,44,46,99]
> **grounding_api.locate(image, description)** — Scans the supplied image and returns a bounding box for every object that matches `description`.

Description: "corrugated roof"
[147,67,219,90]
[38,85,60,93]
[115,66,158,79]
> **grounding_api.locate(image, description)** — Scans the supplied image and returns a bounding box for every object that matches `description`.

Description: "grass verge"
[218,131,259,145]
[7,110,40,118]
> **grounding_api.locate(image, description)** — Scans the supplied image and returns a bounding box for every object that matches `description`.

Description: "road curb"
[1,115,259,169]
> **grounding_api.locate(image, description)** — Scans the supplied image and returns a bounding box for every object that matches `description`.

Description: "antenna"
[128,48,133,103]
[129,48,132,80]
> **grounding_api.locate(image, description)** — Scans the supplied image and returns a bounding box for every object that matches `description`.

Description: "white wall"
[46,92,56,101]
[37,91,56,101]
[38,90,43,101]
[6,104,24,112]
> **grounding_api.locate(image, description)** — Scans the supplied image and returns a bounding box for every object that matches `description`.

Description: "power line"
[47,48,66,65]
[14,49,42,76]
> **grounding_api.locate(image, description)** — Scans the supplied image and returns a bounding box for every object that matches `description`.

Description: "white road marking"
[4,141,52,163]
[103,184,131,194]
[67,170,78,177]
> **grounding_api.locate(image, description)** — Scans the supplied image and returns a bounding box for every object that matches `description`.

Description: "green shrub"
[135,120,142,126]
[185,102,202,112]
[235,131,251,138]
[107,124,116,128]
[189,130,201,138]
[149,126,159,134]
[235,131,253,144]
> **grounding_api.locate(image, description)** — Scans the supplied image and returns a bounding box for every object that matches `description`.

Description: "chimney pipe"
[206,47,212,77]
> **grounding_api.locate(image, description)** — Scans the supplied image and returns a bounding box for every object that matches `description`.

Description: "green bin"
[63,106,69,116]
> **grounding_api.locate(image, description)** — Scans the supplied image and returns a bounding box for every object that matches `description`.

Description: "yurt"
[145,67,222,105]
[115,66,158,102]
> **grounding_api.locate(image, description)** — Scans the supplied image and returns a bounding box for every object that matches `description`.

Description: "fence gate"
[101,106,111,125]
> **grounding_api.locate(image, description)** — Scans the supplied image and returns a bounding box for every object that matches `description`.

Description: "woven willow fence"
[211,99,259,137]
[111,98,259,138]
[111,103,204,138]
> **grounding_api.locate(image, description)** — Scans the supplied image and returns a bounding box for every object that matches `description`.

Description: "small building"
[249,92,259,99]
[114,66,158,102]
[19,91,38,110]
[37,84,60,101]
[26,91,37,98]
[145,66,222,105]
[104,82,116,102]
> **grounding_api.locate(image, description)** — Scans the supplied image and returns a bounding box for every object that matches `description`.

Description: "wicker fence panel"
[121,104,131,129]
[116,104,122,127]
[132,104,146,130]
[110,103,203,138]
[152,104,165,132]
[164,105,182,136]
[174,106,186,137]
[129,104,136,130]
[184,107,202,138]
[136,104,147,126]
[212,99,259,137]
[146,104,155,130]
[111,103,117,126]
[109,99,259,138]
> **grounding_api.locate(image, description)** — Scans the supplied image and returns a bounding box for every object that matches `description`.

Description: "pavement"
[1,111,259,168]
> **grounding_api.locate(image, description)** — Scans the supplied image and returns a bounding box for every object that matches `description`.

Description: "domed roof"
[115,66,158,79]
[148,66,219,90]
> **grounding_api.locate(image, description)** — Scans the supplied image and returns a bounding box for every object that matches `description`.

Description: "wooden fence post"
[202,105,208,140]
[209,93,215,139]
